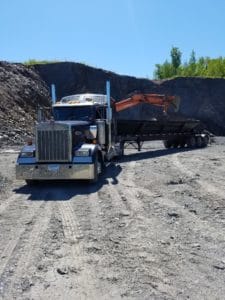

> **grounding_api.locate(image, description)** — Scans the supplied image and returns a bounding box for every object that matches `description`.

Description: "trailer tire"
[163,140,172,149]
[196,136,202,148]
[201,135,209,147]
[187,136,196,148]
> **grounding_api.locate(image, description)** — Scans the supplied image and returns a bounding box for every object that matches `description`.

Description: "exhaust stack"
[51,84,56,104]
[106,81,112,149]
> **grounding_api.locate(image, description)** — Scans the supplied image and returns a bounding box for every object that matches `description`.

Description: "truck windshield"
[53,106,94,121]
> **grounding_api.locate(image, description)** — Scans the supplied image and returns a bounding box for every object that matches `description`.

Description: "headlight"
[20,151,34,158]
[75,149,90,157]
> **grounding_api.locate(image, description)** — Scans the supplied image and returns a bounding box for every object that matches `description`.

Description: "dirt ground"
[0,139,225,300]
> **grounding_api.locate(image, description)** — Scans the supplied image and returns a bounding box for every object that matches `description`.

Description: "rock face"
[0,61,225,147]
[35,62,225,135]
[0,62,50,146]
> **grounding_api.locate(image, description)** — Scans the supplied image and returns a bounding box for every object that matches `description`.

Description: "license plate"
[48,164,59,172]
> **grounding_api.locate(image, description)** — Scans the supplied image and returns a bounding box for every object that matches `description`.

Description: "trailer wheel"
[187,136,196,148]
[201,135,209,147]
[196,136,202,148]
[163,140,172,149]
[179,141,186,148]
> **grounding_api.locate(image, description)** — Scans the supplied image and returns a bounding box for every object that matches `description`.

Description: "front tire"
[90,153,103,183]
[91,158,98,183]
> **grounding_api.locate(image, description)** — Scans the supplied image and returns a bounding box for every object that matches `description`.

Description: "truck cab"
[16,93,114,184]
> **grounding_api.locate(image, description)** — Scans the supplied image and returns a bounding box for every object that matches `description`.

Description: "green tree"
[154,60,175,79]
[189,50,196,65]
[153,48,225,79]
[170,47,182,70]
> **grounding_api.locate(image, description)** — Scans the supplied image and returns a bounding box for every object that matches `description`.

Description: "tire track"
[5,201,52,296]
[117,153,225,253]
[119,161,137,188]
[113,160,148,213]
[99,160,177,298]
[86,188,104,238]
[0,192,26,215]
[58,201,103,299]
[172,153,225,199]
[0,189,51,298]
[0,201,45,274]
[84,187,126,300]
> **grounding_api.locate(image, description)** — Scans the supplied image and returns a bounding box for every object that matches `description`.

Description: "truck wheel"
[119,141,125,157]
[196,136,202,148]
[172,141,179,148]
[97,155,105,175]
[90,153,102,183]
[90,160,98,183]
[163,140,172,149]
[187,136,196,148]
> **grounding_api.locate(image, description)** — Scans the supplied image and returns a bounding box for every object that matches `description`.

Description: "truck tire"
[172,140,179,148]
[119,141,125,157]
[90,158,98,183]
[187,136,196,148]
[90,153,103,183]
[179,141,186,148]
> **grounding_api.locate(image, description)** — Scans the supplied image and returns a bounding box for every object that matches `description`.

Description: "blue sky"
[1,0,225,78]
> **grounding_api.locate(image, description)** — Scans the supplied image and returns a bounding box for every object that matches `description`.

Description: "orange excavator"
[114,93,180,113]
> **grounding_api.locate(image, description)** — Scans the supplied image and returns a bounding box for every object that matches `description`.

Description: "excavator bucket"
[171,96,180,112]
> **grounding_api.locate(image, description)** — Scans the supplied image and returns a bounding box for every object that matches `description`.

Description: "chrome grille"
[37,129,71,162]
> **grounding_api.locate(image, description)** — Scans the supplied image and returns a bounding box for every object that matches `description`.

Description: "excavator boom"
[115,93,180,113]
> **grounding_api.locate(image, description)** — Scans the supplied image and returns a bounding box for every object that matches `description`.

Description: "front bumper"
[16,163,95,180]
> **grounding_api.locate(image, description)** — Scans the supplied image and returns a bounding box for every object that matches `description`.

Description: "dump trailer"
[16,82,210,184]
[116,117,209,153]
[114,92,209,153]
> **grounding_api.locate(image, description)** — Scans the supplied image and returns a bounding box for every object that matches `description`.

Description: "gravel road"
[0,139,225,300]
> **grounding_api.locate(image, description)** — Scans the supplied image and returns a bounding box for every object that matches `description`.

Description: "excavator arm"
[115,93,180,113]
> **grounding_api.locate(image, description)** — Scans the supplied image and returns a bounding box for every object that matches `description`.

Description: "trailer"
[116,117,209,153]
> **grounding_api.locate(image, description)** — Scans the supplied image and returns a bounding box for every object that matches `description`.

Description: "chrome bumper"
[16,163,95,180]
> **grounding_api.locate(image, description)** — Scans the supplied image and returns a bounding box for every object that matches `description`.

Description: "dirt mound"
[0,61,50,147]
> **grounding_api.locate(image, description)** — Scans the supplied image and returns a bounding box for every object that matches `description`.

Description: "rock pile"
[0,62,50,147]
